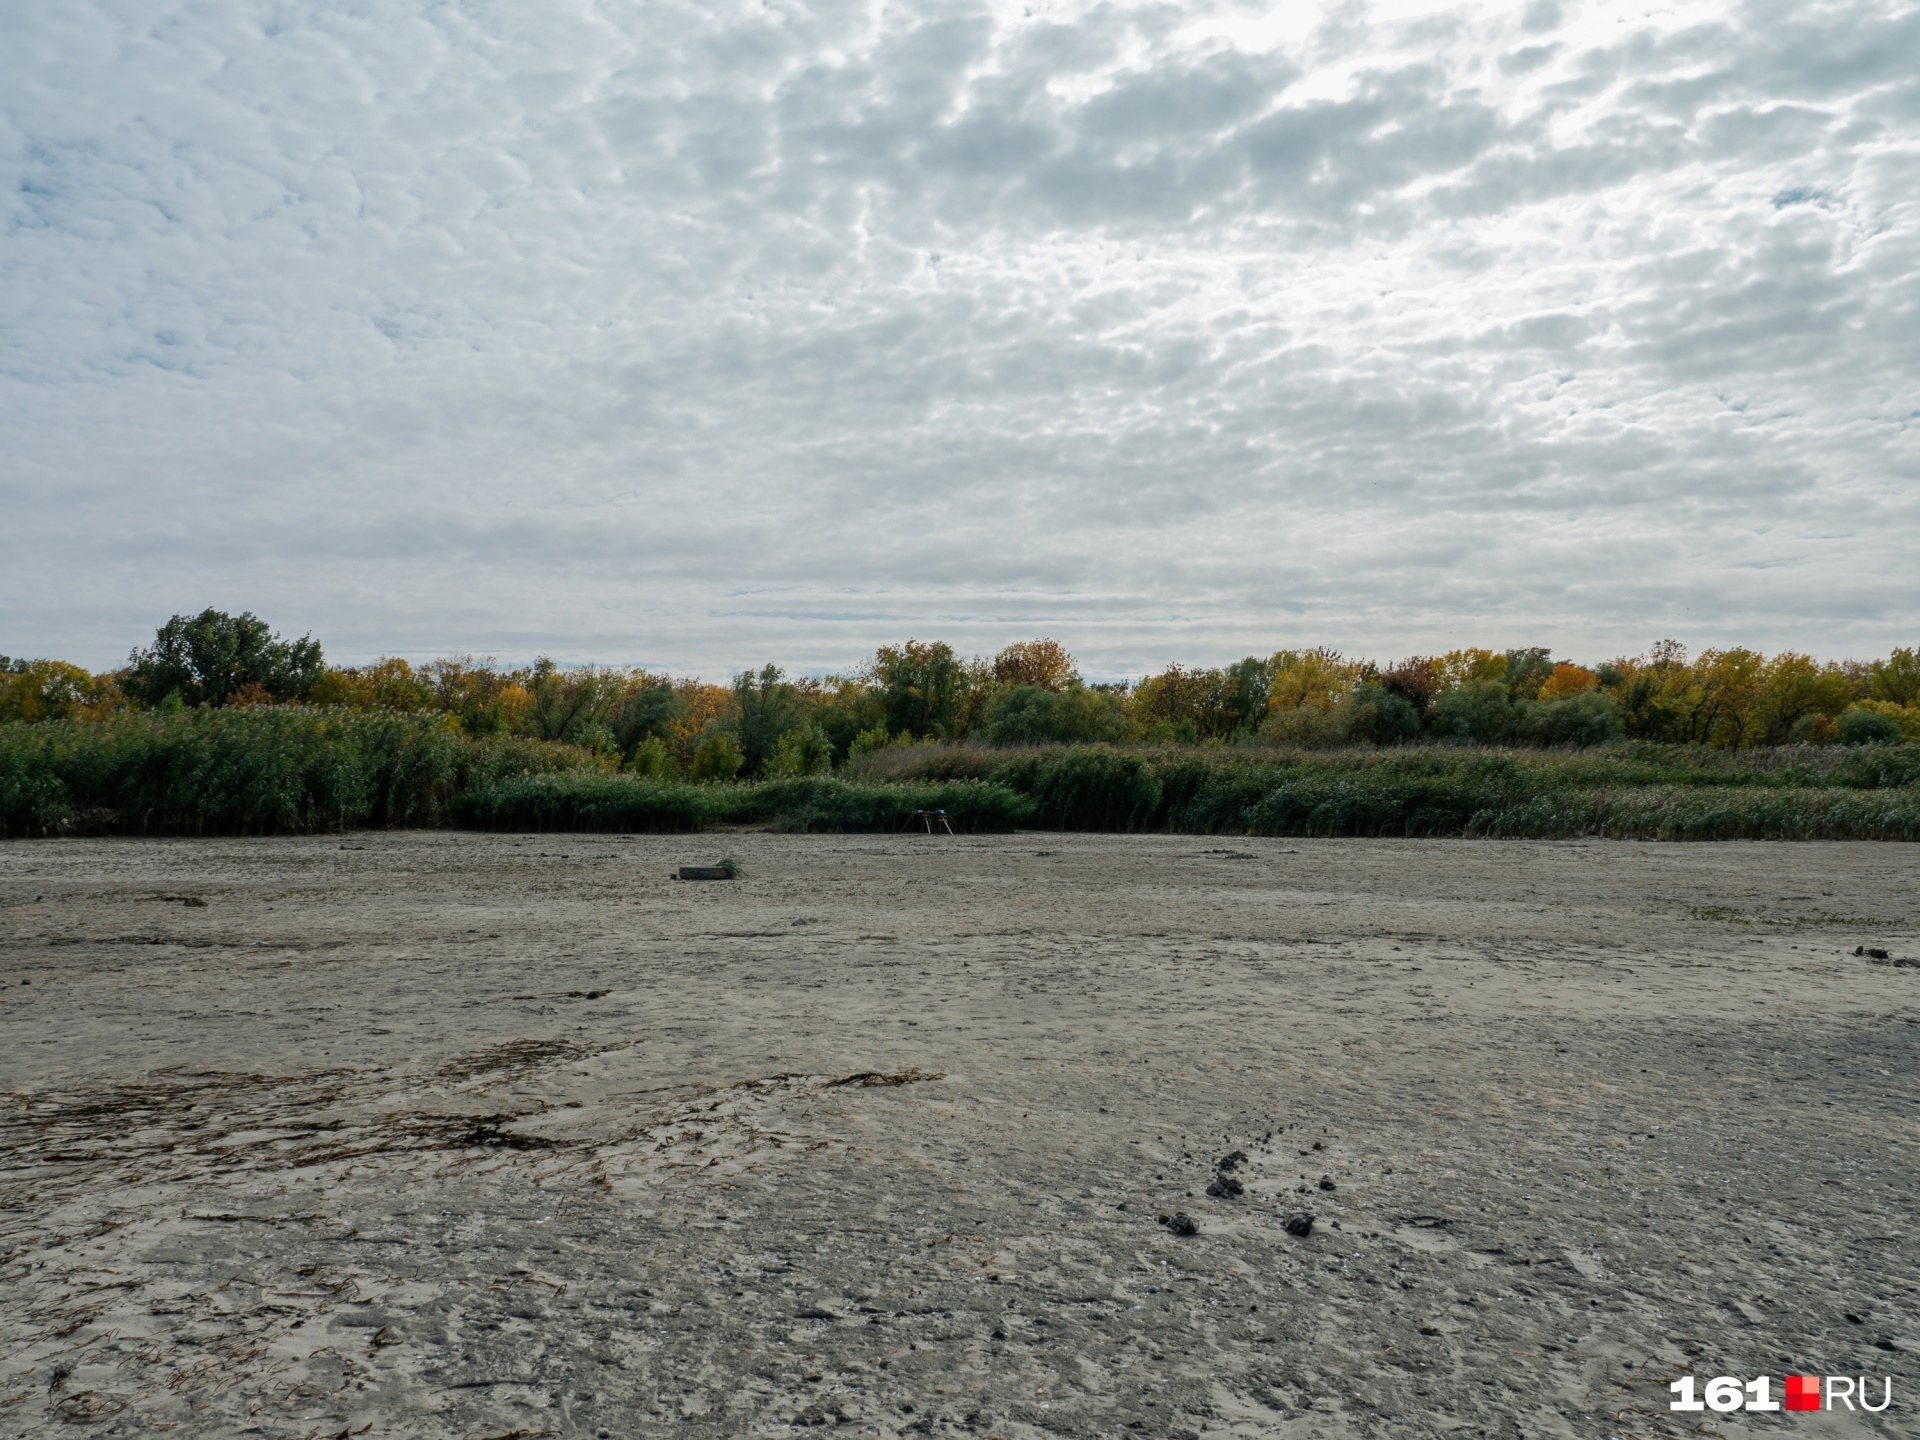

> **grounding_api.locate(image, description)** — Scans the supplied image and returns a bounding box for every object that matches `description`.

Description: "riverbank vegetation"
[3,612,1915,838]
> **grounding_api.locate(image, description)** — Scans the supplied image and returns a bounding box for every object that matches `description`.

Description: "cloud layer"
[4,0,1917,675]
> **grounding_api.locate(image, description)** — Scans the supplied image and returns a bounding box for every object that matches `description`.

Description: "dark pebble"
[1162,1212,1199,1236]
[1284,1213,1315,1238]
[1319,1175,1336,1191]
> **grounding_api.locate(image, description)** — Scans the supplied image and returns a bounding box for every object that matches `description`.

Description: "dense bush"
[1431,680,1512,742]
[0,708,594,836]
[3,707,1915,842]
[1347,685,1421,744]
[1014,748,1163,830]
[1837,704,1904,746]
[984,684,1127,745]
[1516,691,1624,747]
[839,740,1920,839]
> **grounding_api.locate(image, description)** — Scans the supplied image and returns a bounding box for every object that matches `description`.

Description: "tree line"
[4,609,1917,776]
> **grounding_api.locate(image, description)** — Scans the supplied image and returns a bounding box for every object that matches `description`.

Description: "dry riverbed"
[1,833,1917,1440]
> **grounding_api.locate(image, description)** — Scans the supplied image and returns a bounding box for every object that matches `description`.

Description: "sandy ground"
[1,832,1917,1440]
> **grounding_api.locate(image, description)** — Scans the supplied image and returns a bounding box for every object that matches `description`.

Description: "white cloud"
[2,0,1916,677]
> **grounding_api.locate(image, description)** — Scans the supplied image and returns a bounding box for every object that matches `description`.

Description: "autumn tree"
[1869,648,1920,707]
[1128,665,1233,741]
[1378,656,1444,715]
[419,656,532,736]
[1266,649,1361,713]
[0,658,116,723]
[308,657,433,712]
[1501,648,1554,702]
[1536,663,1598,700]
[992,639,1077,692]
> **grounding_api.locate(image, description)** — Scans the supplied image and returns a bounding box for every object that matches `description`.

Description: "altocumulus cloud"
[2,0,1916,675]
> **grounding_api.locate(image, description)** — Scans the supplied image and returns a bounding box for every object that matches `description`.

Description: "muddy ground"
[1,832,1916,1440]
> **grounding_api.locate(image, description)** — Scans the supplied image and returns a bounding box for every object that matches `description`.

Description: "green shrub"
[1245,772,1499,837]
[845,726,893,765]
[1432,681,1512,743]
[984,685,1127,745]
[624,734,680,780]
[690,732,744,781]
[844,742,1003,784]
[1016,747,1163,830]
[1256,702,1352,748]
[1347,685,1421,744]
[4,718,1914,842]
[1,709,449,835]
[1836,705,1903,746]
[766,723,833,778]
[0,708,604,837]
[1515,691,1624,747]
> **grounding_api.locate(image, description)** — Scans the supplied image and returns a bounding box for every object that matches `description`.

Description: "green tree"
[1516,691,1624,746]
[1431,680,1513,743]
[985,684,1126,745]
[124,610,323,708]
[625,734,680,779]
[1869,648,1920,707]
[611,681,687,764]
[871,641,969,739]
[766,722,834,777]
[1221,657,1274,735]
[1756,653,1853,745]
[1347,684,1421,744]
[526,660,615,744]
[1501,648,1554,702]
[689,731,744,781]
[845,725,893,764]
[731,665,804,776]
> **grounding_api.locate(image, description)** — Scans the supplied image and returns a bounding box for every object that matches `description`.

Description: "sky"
[3,0,1917,680]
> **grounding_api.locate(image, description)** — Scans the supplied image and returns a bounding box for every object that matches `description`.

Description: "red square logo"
[1785,1376,1820,1412]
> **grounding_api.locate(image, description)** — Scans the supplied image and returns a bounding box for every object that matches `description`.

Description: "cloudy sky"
[4,0,1916,678]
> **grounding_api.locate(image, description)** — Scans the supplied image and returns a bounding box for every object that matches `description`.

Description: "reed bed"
[3,714,1915,840]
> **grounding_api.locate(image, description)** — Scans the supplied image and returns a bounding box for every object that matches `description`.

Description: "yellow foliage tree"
[0,659,116,723]
[1434,649,1506,689]
[1537,663,1598,700]
[308,657,432,712]
[992,639,1077,692]
[1266,649,1362,713]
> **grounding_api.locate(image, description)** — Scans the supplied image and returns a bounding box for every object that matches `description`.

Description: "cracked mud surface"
[1,832,1917,1439]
